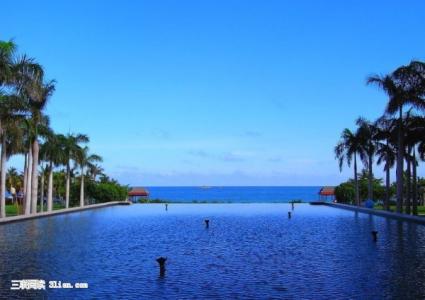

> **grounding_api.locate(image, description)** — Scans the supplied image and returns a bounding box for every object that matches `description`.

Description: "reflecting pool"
[0,204,424,299]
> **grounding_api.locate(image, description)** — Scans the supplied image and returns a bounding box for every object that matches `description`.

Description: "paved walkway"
[325,202,425,225]
[0,201,131,225]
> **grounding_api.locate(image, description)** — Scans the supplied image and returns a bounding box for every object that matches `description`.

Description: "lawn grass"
[6,203,66,217]
[374,204,425,216]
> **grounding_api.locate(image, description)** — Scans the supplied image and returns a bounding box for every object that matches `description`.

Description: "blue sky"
[2,1,425,186]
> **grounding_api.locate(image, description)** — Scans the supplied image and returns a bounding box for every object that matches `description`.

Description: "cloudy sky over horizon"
[3,0,425,186]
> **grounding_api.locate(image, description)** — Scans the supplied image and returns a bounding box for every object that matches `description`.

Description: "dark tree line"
[335,61,425,215]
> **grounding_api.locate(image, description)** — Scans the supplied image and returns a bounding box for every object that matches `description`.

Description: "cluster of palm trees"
[335,61,425,215]
[0,39,103,218]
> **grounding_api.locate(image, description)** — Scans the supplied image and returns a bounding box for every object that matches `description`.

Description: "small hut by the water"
[128,187,149,203]
[318,186,335,202]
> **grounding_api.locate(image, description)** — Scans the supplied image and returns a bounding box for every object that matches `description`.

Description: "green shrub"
[335,170,394,203]
[138,197,150,203]
[335,182,355,203]
[70,177,129,205]
[88,182,128,203]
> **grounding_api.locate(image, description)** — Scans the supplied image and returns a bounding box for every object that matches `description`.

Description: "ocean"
[146,186,323,203]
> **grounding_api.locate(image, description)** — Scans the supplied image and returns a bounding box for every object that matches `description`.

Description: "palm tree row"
[335,61,425,215]
[0,39,103,218]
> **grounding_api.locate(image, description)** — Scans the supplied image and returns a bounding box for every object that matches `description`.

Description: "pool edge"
[0,201,131,225]
[325,203,425,225]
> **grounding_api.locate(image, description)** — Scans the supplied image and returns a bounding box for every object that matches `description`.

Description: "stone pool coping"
[0,201,131,225]
[324,203,425,225]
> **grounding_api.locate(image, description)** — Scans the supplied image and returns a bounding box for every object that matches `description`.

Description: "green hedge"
[71,177,129,206]
[335,171,394,203]
[335,183,355,203]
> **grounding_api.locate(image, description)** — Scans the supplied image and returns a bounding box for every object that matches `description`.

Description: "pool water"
[0,204,424,299]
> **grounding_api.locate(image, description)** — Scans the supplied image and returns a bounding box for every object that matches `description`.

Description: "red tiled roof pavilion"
[128,187,149,197]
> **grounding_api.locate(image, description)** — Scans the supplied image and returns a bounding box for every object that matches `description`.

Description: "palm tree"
[24,120,33,215]
[13,57,44,213]
[335,128,364,205]
[24,80,55,214]
[375,117,396,211]
[59,133,89,208]
[418,140,425,210]
[87,163,104,181]
[0,95,12,217]
[40,132,63,212]
[39,164,47,212]
[404,113,413,214]
[376,144,395,210]
[5,118,26,212]
[0,40,39,217]
[1,40,121,216]
[0,40,16,83]
[0,93,27,217]
[403,112,425,215]
[367,61,425,213]
[75,146,102,207]
[356,118,377,201]
[411,147,419,215]
[6,167,21,191]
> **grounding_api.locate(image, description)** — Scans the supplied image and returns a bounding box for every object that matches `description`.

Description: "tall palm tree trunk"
[405,152,411,215]
[354,154,359,206]
[412,148,418,216]
[65,161,70,208]
[0,132,7,218]
[396,107,404,213]
[24,147,32,215]
[23,153,27,205]
[30,140,39,214]
[385,166,390,211]
[40,168,45,213]
[368,155,373,200]
[80,167,84,207]
[47,162,53,212]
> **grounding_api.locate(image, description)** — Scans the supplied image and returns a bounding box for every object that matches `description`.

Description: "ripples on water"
[0,204,424,299]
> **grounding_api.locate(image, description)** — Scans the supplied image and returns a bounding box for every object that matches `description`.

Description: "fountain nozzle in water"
[291,202,294,210]
[371,231,378,242]
[288,212,292,219]
[165,203,168,211]
[156,257,167,276]
[205,219,210,228]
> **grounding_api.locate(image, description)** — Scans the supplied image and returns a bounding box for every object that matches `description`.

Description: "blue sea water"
[146,186,323,203]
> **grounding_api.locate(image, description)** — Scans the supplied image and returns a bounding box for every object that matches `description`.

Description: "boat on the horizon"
[200,186,213,189]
